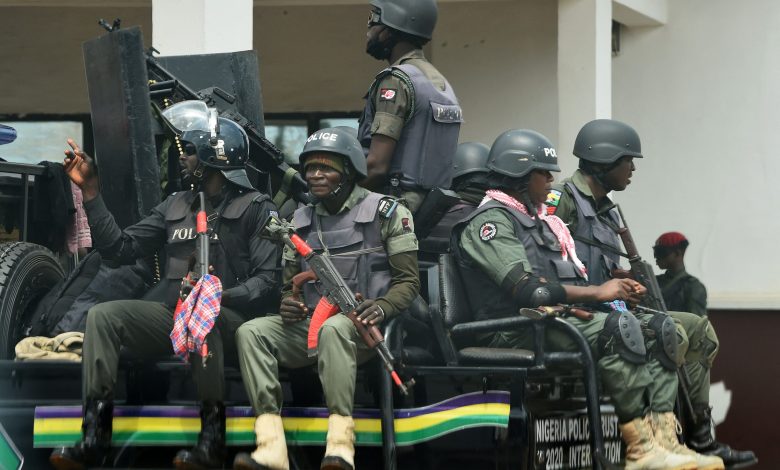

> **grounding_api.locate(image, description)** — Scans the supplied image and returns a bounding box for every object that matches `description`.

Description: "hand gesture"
[279,297,308,324]
[354,293,385,326]
[63,139,99,199]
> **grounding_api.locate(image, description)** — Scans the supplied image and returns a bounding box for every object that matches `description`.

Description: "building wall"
[0,7,152,114]
[612,0,780,308]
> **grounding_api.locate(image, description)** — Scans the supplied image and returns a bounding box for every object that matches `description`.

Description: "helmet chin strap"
[183,163,207,192]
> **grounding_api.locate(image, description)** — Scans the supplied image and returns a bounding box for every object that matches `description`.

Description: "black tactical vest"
[565,182,623,286]
[452,200,587,321]
[163,190,266,310]
[358,63,462,191]
[293,192,391,311]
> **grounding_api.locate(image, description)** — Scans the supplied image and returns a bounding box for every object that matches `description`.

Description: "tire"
[0,242,65,359]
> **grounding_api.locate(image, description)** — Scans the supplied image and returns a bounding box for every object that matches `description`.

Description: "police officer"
[654,232,708,316]
[421,142,491,253]
[452,129,698,470]
[233,127,419,470]
[547,119,754,469]
[359,0,462,212]
[49,105,281,470]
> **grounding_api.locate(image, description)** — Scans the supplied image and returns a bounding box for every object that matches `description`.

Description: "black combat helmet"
[452,142,490,180]
[573,119,643,164]
[299,127,367,180]
[487,129,561,179]
[370,0,438,40]
[162,101,254,189]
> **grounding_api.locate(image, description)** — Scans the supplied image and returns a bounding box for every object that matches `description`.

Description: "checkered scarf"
[482,190,588,279]
[170,274,222,361]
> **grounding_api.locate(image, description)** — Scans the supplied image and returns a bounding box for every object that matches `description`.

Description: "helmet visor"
[161,101,211,134]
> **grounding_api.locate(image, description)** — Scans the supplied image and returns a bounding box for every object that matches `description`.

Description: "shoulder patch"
[545,189,562,215]
[377,197,399,219]
[379,88,397,101]
[479,222,497,241]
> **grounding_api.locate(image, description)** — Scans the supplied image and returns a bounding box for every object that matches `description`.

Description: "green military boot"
[233,413,289,470]
[620,415,697,470]
[320,414,355,470]
[652,411,725,470]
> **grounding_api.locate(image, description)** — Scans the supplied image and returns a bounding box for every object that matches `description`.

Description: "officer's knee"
[319,315,354,343]
[236,319,269,346]
[85,302,112,331]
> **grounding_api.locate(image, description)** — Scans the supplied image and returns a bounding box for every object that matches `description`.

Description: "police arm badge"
[479,222,497,242]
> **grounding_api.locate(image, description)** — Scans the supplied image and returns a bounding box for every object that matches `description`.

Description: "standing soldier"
[452,129,697,470]
[358,0,462,212]
[233,127,419,470]
[49,105,281,470]
[547,119,755,469]
[654,232,708,316]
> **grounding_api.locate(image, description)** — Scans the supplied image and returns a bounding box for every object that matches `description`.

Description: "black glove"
[279,296,308,324]
[355,297,385,326]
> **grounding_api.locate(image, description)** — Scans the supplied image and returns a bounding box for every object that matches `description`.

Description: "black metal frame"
[380,255,607,470]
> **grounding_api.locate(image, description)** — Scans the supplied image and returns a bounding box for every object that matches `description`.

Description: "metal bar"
[21,173,29,241]
[0,161,46,176]
[379,360,397,470]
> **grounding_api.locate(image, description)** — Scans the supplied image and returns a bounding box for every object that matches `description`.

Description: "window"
[0,116,91,165]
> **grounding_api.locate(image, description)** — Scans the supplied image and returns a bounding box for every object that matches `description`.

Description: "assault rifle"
[615,206,668,312]
[264,216,413,395]
[144,47,310,205]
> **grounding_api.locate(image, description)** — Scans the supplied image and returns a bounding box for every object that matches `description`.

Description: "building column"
[152,0,253,56]
[557,0,612,172]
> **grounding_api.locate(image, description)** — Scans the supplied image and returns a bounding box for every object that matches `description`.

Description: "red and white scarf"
[481,190,588,279]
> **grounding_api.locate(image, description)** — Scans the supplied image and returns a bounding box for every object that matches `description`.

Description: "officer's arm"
[280,245,302,301]
[363,136,397,191]
[82,194,168,265]
[375,203,420,318]
[459,210,619,308]
[361,74,410,191]
[221,201,282,309]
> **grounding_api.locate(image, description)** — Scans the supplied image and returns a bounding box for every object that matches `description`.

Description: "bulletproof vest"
[452,200,587,321]
[565,182,623,286]
[163,190,263,311]
[358,63,462,191]
[293,192,391,311]
[420,201,477,254]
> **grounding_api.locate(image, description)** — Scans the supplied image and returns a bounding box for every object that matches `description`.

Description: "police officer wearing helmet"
[50,102,281,470]
[452,129,700,470]
[547,118,755,469]
[421,142,491,253]
[359,0,462,212]
[233,127,419,470]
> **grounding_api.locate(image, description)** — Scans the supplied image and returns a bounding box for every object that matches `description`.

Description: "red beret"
[654,231,688,248]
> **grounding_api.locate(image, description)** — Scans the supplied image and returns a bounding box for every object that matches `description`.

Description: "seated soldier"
[452,128,699,470]
[233,127,420,470]
[421,141,491,251]
[50,108,281,470]
[548,119,754,469]
[654,232,708,316]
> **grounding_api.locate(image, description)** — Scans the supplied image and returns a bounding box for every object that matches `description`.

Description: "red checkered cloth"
[170,274,222,361]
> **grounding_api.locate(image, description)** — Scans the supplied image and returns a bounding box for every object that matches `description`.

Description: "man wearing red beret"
[654,232,707,316]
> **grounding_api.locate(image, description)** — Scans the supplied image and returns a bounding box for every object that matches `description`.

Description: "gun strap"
[273,166,300,208]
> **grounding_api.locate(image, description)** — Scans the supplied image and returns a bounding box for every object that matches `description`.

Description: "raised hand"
[63,138,99,199]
